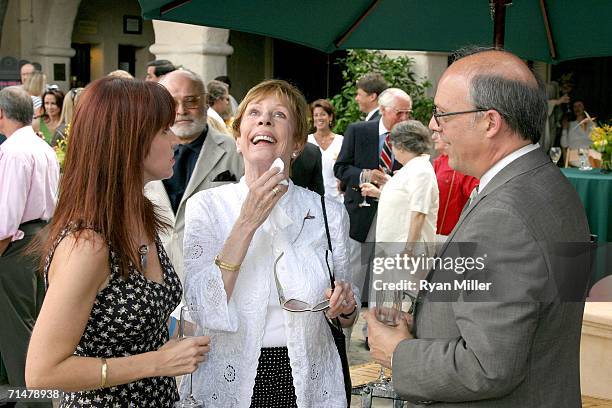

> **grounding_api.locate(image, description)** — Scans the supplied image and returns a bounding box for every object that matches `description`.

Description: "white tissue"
[271,158,289,186]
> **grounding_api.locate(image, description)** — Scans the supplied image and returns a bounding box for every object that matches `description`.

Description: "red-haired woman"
[26,77,210,407]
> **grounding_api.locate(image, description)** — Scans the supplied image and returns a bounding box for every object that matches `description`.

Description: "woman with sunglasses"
[183,79,358,407]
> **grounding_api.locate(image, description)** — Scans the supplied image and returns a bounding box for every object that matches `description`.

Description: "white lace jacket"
[182,178,357,408]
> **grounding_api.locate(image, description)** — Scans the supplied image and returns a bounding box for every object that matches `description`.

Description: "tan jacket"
[145,126,244,286]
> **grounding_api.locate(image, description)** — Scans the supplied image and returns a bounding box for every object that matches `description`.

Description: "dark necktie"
[379,132,393,174]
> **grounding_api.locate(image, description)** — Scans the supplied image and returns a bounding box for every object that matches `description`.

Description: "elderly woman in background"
[307,99,344,202]
[39,88,64,144]
[206,79,232,134]
[183,79,357,407]
[361,120,439,261]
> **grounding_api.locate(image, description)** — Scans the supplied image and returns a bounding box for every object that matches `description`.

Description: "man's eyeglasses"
[432,106,490,127]
[175,94,205,110]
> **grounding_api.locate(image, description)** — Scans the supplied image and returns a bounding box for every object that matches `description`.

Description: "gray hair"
[378,88,412,109]
[0,86,34,126]
[389,120,432,155]
[454,46,548,144]
[469,75,547,144]
[160,69,206,95]
[206,80,228,106]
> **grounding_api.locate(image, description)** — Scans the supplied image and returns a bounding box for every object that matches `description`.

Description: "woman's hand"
[324,281,357,319]
[237,167,288,232]
[154,336,210,377]
[360,182,381,198]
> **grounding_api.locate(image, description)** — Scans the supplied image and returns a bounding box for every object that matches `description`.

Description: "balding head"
[450,49,537,87]
[443,47,547,143]
[0,86,34,129]
[159,69,205,95]
[20,63,35,85]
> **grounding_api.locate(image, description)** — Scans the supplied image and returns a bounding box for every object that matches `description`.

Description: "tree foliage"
[330,50,434,135]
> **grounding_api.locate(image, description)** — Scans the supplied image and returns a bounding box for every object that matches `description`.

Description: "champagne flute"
[371,288,403,392]
[358,170,371,208]
[174,305,205,408]
[549,147,561,165]
[578,148,592,171]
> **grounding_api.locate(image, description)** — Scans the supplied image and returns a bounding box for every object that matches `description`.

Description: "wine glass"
[371,288,403,392]
[578,148,592,171]
[358,170,371,208]
[549,147,561,165]
[175,305,205,408]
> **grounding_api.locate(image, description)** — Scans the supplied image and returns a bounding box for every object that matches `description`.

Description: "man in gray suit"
[145,70,243,300]
[365,48,590,407]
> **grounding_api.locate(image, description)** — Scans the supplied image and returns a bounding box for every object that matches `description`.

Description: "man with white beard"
[145,70,243,319]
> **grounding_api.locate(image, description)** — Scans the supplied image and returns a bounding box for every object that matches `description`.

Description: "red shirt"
[433,155,479,235]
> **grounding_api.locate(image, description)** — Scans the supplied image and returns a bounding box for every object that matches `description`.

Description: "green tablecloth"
[561,168,612,243]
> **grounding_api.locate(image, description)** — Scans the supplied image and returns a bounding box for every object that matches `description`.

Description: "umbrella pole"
[492,0,512,48]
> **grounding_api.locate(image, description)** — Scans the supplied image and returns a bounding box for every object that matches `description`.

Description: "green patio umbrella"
[139,0,612,63]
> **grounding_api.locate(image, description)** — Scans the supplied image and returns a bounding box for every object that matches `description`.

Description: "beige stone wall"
[0,0,21,57]
[72,0,155,81]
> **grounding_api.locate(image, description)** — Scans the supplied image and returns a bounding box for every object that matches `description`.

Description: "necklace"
[139,245,149,272]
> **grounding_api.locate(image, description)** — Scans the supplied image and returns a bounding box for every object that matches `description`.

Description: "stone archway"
[27,0,81,89]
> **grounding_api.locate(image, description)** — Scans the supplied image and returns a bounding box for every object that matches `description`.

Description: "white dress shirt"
[182,178,356,407]
[0,126,59,241]
[478,143,540,194]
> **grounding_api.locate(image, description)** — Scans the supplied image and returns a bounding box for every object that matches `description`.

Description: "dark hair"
[40,77,176,277]
[42,89,65,118]
[146,59,176,77]
[390,120,432,154]
[0,86,34,125]
[356,73,388,97]
[310,99,335,118]
[451,46,547,144]
[214,75,231,88]
[206,80,229,106]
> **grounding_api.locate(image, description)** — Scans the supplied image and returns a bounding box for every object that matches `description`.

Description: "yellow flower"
[590,124,612,154]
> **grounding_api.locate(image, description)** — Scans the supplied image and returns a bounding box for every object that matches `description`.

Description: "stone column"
[384,50,449,98]
[30,46,75,90]
[24,0,80,91]
[150,21,234,82]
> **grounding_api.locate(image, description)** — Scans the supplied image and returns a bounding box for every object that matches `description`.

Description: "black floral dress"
[44,226,182,407]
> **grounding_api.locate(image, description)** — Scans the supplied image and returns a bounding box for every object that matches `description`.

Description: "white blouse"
[182,178,356,407]
[307,134,344,203]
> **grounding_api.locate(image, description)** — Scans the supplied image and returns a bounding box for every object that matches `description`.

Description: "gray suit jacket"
[145,127,244,286]
[392,148,590,407]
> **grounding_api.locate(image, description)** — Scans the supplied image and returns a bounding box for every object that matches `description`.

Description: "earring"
[291,151,298,158]
[329,121,333,128]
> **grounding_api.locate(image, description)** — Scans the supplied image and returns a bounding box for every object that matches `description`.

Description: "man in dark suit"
[355,73,388,121]
[334,87,412,312]
[365,47,590,407]
[291,141,324,196]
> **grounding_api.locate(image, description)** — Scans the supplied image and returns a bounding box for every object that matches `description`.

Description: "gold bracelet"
[100,357,108,388]
[214,254,241,272]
